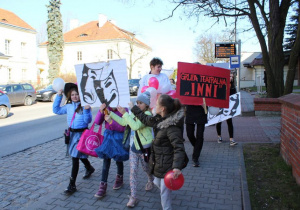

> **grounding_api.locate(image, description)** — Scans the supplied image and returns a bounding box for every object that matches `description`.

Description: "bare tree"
[113,33,150,79]
[194,33,230,64]
[153,0,300,98]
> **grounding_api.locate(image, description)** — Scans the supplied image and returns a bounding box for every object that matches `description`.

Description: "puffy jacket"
[131,106,186,178]
[53,95,92,129]
[110,110,153,150]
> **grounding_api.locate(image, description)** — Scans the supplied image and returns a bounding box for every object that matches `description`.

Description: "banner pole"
[203,98,207,114]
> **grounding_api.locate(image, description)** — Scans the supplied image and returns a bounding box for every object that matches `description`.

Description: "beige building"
[38,14,152,84]
[0,8,37,85]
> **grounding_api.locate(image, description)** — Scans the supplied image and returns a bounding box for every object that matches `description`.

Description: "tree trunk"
[284,12,300,94]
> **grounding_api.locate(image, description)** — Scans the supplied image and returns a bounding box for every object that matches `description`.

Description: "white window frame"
[5,40,10,55]
[107,49,113,59]
[77,51,82,61]
[21,42,26,57]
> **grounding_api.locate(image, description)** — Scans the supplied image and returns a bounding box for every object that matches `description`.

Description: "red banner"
[176,62,230,108]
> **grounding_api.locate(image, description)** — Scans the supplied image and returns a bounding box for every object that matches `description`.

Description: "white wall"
[0,24,37,84]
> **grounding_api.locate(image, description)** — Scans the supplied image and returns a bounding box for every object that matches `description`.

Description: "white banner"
[75,59,130,108]
[205,92,241,126]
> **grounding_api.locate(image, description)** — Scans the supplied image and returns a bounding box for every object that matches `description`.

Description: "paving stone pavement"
[0,91,282,210]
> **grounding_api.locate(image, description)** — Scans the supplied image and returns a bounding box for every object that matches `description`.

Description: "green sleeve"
[110,112,127,126]
[122,112,145,131]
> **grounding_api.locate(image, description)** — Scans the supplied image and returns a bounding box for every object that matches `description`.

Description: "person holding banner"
[94,104,128,198]
[216,74,238,146]
[185,104,207,167]
[129,94,187,210]
[53,83,95,195]
[138,57,171,96]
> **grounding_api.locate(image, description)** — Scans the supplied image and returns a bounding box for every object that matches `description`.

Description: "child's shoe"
[217,136,222,143]
[113,174,123,190]
[94,182,107,198]
[230,139,238,146]
[145,181,154,191]
[127,196,138,208]
[64,177,76,194]
[83,166,95,179]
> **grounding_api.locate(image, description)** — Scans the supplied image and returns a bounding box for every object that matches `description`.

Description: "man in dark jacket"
[185,105,207,167]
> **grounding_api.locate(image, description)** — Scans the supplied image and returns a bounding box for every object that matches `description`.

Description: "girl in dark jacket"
[130,94,187,210]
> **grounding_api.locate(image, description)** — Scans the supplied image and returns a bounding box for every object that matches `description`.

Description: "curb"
[239,144,252,210]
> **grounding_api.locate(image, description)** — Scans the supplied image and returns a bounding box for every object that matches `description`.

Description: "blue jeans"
[101,158,123,182]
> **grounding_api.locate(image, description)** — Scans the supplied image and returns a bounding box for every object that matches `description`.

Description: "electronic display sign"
[215,43,236,58]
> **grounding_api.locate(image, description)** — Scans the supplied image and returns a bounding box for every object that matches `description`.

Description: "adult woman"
[130,94,187,210]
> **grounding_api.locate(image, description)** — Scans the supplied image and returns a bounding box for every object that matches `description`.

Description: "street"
[0,98,137,158]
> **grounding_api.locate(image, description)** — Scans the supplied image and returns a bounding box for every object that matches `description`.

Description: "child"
[130,94,187,210]
[94,104,128,198]
[110,91,154,208]
[138,57,171,96]
[53,83,95,194]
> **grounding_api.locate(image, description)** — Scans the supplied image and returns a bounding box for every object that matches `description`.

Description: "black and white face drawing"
[80,64,119,107]
[206,93,241,126]
[217,93,240,117]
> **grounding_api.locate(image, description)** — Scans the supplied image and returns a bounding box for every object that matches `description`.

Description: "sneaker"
[230,140,238,146]
[145,181,154,191]
[83,166,95,179]
[193,160,200,167]
[127,196,138,208]
[217,136,223,143]
[64,184,77,194]
[113,174,123,190]
[94,182,107,198]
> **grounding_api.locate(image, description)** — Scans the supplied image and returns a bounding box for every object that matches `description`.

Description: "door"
[12,85,25,104]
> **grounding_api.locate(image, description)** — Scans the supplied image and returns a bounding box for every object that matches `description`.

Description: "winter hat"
[64,83,78,96]
[137,91,151,106]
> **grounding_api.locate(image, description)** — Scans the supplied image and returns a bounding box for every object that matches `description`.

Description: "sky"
[1,0,262,69]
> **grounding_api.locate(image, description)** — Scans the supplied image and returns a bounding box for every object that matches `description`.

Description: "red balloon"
[148,77,159,89]
[164,170,184,190]
[141,86,149,93]
[166,90,176,99]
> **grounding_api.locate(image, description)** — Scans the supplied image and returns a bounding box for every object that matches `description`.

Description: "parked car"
[129,79,140,96]
[0,83,36,106]
[0,90,11,119]
[36,85,57,102]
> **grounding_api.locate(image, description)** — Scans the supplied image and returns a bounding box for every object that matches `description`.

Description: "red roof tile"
[42,20,151,50]
[0,8,35,31]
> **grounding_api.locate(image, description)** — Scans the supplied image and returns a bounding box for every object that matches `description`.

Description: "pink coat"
[94,107,126,132]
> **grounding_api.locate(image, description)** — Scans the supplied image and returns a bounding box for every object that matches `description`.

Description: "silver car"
[0,83,36,106]
[0,90,11,119]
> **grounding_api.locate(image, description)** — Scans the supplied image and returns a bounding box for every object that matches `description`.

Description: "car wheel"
[50,94,56,102]
[0,106,9,119]
[24,96,33,106]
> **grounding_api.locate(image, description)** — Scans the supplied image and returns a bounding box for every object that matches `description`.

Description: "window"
[21,42,26,57]
[22,84,33,90]
[5,40,10,55]
[22,69,27,80]
[13,85,23,92]
[107,49,113,59]
[8,68,12,80]
[77,51,82,61]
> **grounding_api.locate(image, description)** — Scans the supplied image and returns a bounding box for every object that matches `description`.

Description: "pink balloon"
[164,170,184,190]
[148,77,159,90]
[141,86,149,93]
[166,90,176,99]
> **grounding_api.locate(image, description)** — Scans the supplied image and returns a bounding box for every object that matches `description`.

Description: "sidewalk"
[0,91,281,210]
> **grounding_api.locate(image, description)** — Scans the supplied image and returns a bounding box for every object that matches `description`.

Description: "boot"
[94,182,107,198]
[83,165,95,179]
[64,177,77,194]
[113,174,123,190]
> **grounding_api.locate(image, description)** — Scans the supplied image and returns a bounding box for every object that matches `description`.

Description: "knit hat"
[137,91,151,106]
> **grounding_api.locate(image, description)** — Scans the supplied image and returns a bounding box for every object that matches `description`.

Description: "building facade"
[38,14,152,85]
[0,8,37,85]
